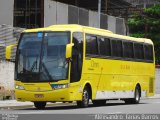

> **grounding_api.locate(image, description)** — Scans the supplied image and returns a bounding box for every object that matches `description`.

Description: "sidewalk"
[0,100,33,108]
[148,94,160,99]
[0,94,160,108]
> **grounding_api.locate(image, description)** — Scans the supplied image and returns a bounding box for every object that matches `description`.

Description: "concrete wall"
[0,61,14,99]
[89,11,99,28]
[108,15,116,33]
[0,0,126,35]
[44,0,57,26]
[116,18,126,35]
[56,2,68,24]
[0,0,14,26]
[44,0,126,35]
[0,61,14,90]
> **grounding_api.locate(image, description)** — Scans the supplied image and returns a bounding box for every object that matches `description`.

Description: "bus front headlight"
[51,84,70,90]
[15,85,25,90]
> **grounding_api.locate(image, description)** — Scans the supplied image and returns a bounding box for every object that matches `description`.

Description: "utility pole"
[98,0,101,28]
[105,0,108,14]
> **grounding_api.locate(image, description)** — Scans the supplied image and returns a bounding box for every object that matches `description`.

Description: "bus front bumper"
[15,88,80,102]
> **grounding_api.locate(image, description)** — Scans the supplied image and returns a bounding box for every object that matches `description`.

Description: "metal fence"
[0,25,24,60]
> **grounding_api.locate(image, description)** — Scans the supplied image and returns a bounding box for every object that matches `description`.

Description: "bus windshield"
[15,32,70,82]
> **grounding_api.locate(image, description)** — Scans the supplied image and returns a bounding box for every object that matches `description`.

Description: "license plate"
[34,94,44,98]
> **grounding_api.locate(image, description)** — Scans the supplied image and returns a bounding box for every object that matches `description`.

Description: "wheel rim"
[135,89,140,102]
[83,90,89,105]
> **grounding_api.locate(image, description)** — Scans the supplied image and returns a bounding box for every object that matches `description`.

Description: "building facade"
[0,0,14,26]
[0,0,127,35]
[124,0,160,8]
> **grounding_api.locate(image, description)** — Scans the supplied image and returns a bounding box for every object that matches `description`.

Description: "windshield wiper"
[41,62,53,81]
[30,55,39,72]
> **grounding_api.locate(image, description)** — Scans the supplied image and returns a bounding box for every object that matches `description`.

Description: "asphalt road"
[1,98,160,114]
[1,98,160,120]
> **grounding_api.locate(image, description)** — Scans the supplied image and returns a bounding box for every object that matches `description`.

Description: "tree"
[128,5,160,63]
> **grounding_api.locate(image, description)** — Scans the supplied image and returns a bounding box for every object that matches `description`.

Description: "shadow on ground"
[16,102,146,111]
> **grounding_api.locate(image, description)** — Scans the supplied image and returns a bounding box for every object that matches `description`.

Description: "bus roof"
[23,24,153,45]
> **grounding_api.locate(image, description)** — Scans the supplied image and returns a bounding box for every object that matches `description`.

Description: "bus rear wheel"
[34,102,46,109]
[125,86,140,104]
[77,87,90,108]
[133,86,141,104]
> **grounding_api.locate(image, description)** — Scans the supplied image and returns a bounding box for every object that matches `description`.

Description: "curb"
[145,94,160,99]
[0,101,73,109]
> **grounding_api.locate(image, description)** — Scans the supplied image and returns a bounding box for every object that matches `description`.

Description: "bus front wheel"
[77,87,90,108]
[34,102,46,109]
[92,100,106,106]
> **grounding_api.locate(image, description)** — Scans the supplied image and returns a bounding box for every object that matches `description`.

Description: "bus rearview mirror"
[6,44,17,61]
[66,43,74,59]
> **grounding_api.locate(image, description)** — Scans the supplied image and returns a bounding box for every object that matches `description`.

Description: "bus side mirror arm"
[66,43,74,59]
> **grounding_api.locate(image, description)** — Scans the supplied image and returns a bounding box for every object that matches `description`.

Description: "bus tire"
[133,86,141,104]
[92,100,106,106]
[34,102,46,109]
[125,86,140,104]
[77,87,90,108]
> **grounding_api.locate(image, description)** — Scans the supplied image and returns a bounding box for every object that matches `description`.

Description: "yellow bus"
[6,24,155,109]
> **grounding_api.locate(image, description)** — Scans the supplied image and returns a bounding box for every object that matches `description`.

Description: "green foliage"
[130,32,145,38]
[145,5,160,17]
[128,5,160,63]
[128,14,145,26]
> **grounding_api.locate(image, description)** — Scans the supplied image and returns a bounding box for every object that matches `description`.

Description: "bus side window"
[70,32,83,83]
[111,39,123,58]
[123,42,134,59]
[144,44,153,61]
[98,37,111,56]
[134,43,144,60]
[86,35,98,56]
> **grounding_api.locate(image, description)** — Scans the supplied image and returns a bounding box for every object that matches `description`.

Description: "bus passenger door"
[70,32,83,83]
